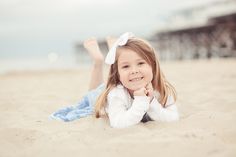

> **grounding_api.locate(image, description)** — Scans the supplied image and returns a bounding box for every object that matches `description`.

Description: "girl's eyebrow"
[137,59,145,61]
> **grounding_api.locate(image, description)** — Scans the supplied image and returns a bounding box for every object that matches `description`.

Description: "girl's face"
[117,48,153,93]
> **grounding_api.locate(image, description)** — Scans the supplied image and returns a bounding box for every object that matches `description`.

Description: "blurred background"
[0,0,235,73]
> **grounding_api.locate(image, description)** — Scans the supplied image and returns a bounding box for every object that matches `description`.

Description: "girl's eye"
[138,62,145,65]
[122,65,129,69]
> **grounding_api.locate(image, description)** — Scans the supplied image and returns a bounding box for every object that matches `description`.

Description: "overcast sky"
[0,0,220,58]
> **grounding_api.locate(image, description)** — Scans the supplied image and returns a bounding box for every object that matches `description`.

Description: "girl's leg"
[83,38,104,90]
[106,36,117,49]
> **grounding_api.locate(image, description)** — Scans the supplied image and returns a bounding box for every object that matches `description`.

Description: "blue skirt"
[50,84,105,122]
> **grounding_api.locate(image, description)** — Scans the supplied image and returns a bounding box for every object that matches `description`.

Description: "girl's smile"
[129,76,144,82]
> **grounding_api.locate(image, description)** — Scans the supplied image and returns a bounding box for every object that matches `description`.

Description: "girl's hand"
[146,82,154,100]
[133,87,148,96]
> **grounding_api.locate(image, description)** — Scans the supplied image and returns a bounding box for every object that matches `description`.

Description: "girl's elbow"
[110,121,121,128]
[166,112,179,122]
[109,118,128,128]
[110,121,129,128]
[109,118,139,128]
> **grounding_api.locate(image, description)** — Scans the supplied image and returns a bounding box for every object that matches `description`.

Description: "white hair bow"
[105,32,134,65]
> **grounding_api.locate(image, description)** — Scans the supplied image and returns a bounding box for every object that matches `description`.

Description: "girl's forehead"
[117,48,141,59]
[116,49,145,65]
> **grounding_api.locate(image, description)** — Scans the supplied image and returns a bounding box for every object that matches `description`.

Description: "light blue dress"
[50,84,105,122]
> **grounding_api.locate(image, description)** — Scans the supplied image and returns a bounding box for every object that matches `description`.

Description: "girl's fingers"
[144,89,148,95]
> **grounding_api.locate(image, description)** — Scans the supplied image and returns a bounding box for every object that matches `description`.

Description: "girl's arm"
[107,96,150,128]
[147,96,179,122]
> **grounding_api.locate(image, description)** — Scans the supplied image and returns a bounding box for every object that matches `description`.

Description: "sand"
[0,58,236,157]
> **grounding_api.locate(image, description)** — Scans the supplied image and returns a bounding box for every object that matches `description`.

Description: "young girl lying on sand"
[51,32,179,128]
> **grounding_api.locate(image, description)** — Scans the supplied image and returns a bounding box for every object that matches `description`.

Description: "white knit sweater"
[106,84,179,128]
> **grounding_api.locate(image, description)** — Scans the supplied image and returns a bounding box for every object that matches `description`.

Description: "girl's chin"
[127,85,145,92]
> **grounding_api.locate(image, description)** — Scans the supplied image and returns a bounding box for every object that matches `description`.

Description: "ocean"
[0,52,93,74]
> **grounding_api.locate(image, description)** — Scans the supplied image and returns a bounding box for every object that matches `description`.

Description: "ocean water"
[0,53,92,74]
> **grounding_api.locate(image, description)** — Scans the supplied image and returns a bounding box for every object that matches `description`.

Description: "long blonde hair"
[95,37,177,118]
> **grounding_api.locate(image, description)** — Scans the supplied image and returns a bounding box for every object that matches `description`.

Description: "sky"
[0,0,222,59]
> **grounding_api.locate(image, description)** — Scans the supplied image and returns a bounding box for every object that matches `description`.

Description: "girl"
[51,32,179,128]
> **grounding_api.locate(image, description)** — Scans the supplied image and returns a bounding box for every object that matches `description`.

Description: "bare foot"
[106,36,117,50]
[83,37,104,65]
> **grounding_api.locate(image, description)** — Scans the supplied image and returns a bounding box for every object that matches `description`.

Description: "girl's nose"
[130,66,139,74]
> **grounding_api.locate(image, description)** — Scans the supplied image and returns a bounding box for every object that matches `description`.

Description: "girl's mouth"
[129,77,144,82]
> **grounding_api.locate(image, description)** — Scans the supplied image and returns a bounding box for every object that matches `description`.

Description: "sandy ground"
[0,58,236,157]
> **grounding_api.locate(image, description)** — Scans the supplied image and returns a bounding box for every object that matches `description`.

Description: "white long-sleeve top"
[106,84,179,128]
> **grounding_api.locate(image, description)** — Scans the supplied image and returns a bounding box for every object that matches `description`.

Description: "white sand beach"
[0,58,236,157]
